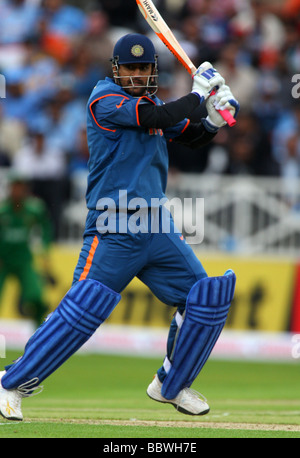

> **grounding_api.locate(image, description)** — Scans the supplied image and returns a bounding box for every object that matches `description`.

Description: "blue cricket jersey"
[84,77,189,236]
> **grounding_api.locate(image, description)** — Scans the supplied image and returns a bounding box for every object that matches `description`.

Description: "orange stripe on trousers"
[79,235,99,281]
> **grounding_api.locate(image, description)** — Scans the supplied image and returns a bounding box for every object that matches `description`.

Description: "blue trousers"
[73,216,207,381]
[2,212,207,390]
[73,230,206,306]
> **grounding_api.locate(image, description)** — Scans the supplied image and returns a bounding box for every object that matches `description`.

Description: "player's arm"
[139,86,239,130]
[138,93,200,129]
[138,95,218,149]
[138,63,225,129]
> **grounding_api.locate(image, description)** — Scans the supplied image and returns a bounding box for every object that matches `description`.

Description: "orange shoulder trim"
[89,94,130,132]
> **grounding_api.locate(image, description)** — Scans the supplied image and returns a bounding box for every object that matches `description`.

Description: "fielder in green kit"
[0,178,53,326]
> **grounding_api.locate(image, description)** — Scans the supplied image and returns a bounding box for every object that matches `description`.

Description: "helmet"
[113,33,157,65]
[111,33,158,95]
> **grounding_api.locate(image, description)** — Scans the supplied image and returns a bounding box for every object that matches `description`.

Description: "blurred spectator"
[179,0,240,63]
[66,127,89,204]
[40,0,88,37]
[266,0,300,19]
[83,9,114,73]
[226,133,259,175]
[281,18,300,74]
[2,40,59,129]
[0,104,26,160]
[63,43,104,98]
[3,67,40,128]
[12,126,68,238]
[0,0,40,45]
[0,148,11,168]
[13,127,66,179]
[21,38,59,99]
[214,41,260,108]
[205,110,279,176]
[252,71,283,134]
[39,0,89,63]
[276,130,300,207]
[32,76,87,152]
[271,103,300,183]
[97,0,138,29]
[68,127,89,175]
[230,0,286,66]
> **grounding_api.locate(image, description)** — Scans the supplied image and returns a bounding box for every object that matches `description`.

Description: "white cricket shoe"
[0,371,23,421]
[147,374,210,416]
[0,371,43,421]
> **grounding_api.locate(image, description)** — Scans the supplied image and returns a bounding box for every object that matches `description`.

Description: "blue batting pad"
[2,279,121,390]
[161,270,236,400]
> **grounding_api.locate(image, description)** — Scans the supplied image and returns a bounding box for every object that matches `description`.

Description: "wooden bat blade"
[136,0,236,127]
[136,0,196,74]
[136,0,161,34]
[156,31,197,74]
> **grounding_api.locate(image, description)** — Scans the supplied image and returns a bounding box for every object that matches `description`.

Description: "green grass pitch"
[0,350,299,439]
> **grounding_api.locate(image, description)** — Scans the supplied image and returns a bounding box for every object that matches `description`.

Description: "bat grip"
[210,90,236,127]
[219,109,236,127]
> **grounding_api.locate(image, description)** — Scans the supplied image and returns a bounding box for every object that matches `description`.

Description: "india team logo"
[131,44,144,58]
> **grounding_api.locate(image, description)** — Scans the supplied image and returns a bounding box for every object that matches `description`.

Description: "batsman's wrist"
[203,116,220,133]
[191,91,205,104]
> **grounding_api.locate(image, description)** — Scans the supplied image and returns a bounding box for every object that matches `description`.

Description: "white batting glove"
[191,62,225,102]
[204,85,240,131]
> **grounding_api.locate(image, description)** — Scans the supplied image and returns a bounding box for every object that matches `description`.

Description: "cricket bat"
[136,0,236,126]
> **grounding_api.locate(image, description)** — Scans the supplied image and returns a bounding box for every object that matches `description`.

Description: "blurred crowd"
[0,0,299,237]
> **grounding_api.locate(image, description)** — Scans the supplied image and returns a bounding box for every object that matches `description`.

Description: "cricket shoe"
[147,374,210,416]
[0,371,43,421]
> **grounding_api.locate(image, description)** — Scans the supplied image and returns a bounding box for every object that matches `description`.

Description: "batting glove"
[204,85,240,131]
[191,62,225,103]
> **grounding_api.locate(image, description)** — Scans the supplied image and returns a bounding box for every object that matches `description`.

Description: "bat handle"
[210,89,236,127]
[219,108,236,127]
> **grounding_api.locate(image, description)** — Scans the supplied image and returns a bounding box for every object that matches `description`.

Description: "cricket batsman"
[0,34,239,421]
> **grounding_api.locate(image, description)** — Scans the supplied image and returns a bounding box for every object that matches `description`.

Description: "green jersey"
[0,197,52,270]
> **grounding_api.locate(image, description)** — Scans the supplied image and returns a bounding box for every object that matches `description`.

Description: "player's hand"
[205,85,240,129]
[192,62,225,102]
